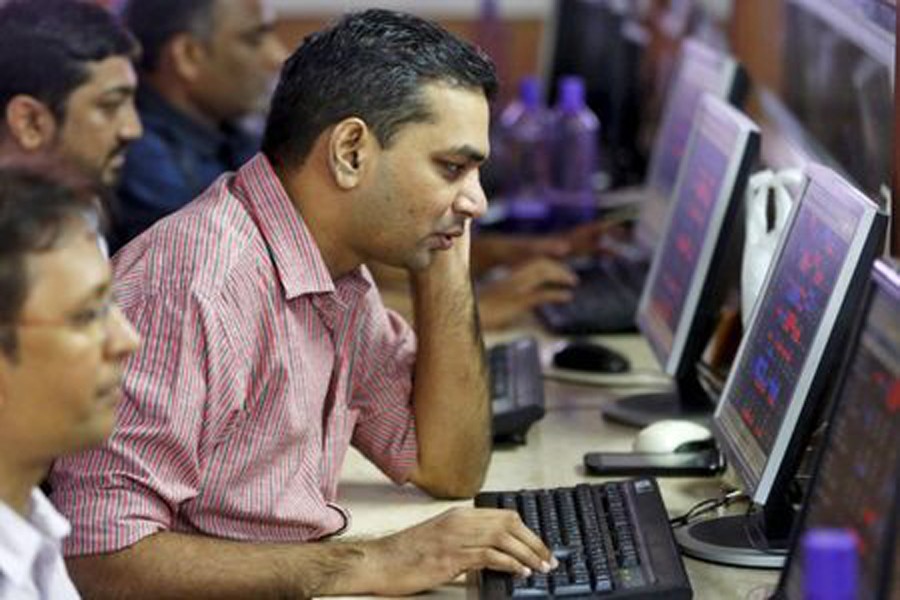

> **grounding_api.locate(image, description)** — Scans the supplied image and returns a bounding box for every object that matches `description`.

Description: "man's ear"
[167,33,207,83]
[327,118,371,190]
[4,95,58,151]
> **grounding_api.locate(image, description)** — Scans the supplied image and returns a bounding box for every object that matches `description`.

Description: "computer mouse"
[632,419,713,454]
[552,341,630,374]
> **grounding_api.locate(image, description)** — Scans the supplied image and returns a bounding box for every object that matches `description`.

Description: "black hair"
[0,0,139,123]
[121,0,217,72]
[0,159,100,359]
[261,9,498,169]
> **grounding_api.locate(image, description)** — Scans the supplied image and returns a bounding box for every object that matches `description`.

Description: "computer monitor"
[630,38,748,253]
[675,164,887,568]
[601,94,758,428]
[645,38,748,203]
[782,0,894,199]
[775,259,900,600]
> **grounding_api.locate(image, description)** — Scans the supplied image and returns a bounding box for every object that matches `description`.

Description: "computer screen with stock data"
[645,38,747,202]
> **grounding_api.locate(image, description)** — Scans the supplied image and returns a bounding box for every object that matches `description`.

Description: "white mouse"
[632,419,713,453]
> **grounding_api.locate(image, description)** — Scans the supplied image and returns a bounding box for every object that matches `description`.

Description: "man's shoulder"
[113,177,264,297]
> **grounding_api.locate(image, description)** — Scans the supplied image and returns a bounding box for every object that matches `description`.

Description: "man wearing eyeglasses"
[0,163,140,599]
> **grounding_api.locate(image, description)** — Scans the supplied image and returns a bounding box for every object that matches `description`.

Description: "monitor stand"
[601,376,712,428]
[674,500,792,569]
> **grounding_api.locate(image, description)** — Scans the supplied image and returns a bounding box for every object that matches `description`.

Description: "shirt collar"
[0,489,70,588]
[233,153,373,300]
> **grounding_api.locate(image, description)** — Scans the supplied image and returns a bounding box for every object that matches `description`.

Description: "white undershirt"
[0,488,80,599]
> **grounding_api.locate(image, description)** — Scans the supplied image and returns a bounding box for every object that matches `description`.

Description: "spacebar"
[552,581,593,596]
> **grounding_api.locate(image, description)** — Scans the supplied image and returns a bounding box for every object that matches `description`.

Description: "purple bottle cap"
[480,0,499,19]
[557,76,586,113]
[803,528,858,599]
[518,76,541,109]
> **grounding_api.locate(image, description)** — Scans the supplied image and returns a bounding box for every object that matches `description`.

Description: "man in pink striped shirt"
[50,8,555,597]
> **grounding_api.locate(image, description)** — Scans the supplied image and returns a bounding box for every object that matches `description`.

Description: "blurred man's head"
[124,0,287,124]
[0,0,142,188]
[0,161,140,464]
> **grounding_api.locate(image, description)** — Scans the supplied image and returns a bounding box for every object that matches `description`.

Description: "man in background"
[0,162,140,599]
[112,0,287,249]
[0,0,142,194]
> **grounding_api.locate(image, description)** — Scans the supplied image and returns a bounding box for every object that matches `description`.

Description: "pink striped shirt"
[50,154,419,555]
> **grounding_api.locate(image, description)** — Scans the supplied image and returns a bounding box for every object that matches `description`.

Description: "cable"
[669,489,747,528]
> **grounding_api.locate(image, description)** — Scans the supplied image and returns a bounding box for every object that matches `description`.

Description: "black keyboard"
[489,337,546,443]
[537,258,648,335]
[476,479,692,599]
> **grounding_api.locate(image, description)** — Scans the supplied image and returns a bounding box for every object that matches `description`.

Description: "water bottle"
[802,528,857,600]
[472,0,509,210]
[497,76,552,224]
[476,0,507,80]
[548,76,601,225]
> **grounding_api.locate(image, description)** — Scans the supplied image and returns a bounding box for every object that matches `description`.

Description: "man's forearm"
[66,531,381,599]
[409,245,491,499]
[66,507,557,599]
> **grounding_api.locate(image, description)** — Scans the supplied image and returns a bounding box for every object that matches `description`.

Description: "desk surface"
[333,333,779,599]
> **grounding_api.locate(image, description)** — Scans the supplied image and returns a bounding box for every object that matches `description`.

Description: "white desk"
[333,333,779,599]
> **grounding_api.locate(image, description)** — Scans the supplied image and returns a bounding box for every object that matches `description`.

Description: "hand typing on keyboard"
[476,482,693,598]
[479,257,578,330]
[358,507,558,596]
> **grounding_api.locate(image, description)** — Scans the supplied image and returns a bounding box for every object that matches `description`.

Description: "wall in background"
[729,0,896,255]
[270,0,549,18]
[272,8,547,107]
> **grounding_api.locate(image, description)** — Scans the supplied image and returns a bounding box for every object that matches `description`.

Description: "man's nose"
[120,101,143,142]
[455,170,488,219]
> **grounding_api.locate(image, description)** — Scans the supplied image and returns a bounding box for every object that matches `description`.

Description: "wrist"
[344,538,390,595]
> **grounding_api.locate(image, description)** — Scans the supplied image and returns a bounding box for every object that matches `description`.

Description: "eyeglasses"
[1,294,121,339]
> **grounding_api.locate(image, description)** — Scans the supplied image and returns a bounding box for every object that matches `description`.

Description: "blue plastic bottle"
[497,77,552,223]
[802,528,858,600]
[476,0,507,79]
[548,76,600,225]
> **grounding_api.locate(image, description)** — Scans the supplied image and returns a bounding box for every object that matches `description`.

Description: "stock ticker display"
[644,133,727,342]
[726,182,863,454]
[784,281,900,599]
[652,80,702,196]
